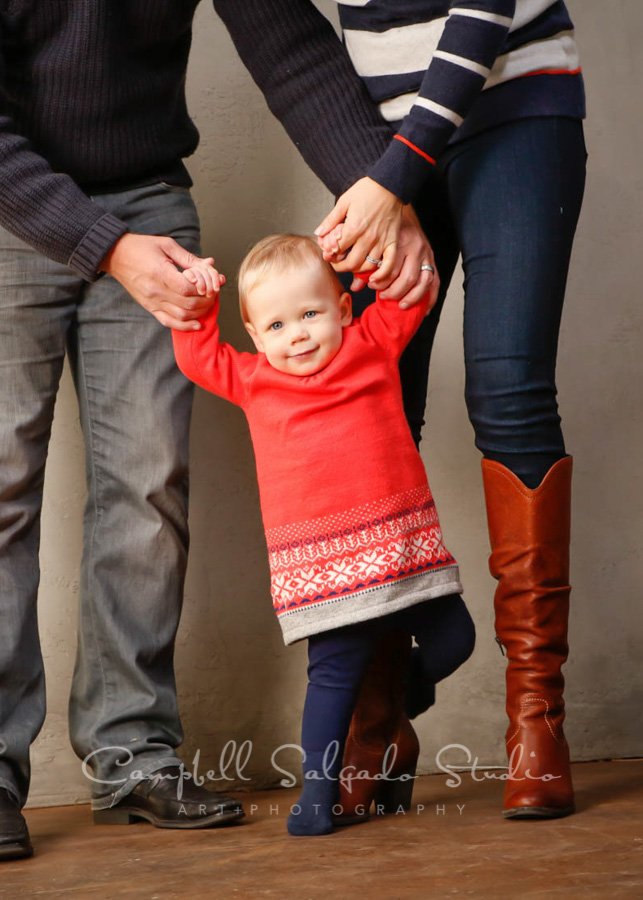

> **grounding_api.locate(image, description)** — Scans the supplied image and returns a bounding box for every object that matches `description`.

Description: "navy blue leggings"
[302,596,475,776]
[350,117,587,488]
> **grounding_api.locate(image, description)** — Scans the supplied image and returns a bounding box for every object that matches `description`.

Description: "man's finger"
[162,240,201,270]
[158,299,213,322]
[161,261,208,298]
[157,285,213,316]
[155,310,202,331]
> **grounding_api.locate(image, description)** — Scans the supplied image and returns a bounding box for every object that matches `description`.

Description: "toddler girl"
[172,234,475,835]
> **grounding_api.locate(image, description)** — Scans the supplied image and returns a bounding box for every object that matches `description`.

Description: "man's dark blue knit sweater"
[0,0,392,281]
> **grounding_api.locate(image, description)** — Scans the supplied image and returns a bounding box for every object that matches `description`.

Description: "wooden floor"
[1,760,641,899]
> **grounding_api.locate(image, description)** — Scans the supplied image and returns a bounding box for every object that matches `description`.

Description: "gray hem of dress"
[279,565,463,645]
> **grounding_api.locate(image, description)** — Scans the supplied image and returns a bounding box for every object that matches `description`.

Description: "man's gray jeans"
[0,182,200,809]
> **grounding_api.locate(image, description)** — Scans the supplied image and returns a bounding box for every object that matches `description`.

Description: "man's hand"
[100,234,220,331]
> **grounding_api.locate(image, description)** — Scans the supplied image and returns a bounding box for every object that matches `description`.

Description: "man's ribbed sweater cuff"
[367,138,435,205]
[68,213,130,282]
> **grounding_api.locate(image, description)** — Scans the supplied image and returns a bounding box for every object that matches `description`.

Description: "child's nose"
[291,325,309,342]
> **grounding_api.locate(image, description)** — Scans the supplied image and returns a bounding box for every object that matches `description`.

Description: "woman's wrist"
[366,137,434,205]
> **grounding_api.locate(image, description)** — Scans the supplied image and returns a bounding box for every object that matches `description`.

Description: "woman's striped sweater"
[333,0,585,201]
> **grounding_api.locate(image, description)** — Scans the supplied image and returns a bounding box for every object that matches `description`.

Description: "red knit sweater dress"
[172,290,461,645]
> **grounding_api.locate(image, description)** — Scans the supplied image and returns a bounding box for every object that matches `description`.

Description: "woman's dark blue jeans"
[351,117,587,489]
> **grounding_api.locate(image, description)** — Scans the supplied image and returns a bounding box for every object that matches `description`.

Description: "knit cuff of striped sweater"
[367,136,436,205]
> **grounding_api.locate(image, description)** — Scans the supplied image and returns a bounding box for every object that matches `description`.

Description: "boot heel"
[373,765,416,814]
[93,807,140,825]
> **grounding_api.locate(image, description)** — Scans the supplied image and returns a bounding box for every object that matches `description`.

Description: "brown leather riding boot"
[482,456,575,819]
[337,632,419,824]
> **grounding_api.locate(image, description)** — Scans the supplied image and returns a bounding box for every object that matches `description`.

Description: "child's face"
[244,262,352,376]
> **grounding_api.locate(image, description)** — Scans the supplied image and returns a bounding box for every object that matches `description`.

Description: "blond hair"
[238,233,341,322]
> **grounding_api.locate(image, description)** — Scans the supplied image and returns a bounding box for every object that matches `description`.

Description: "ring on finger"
[420,263,435,274]
[365,254,383,268]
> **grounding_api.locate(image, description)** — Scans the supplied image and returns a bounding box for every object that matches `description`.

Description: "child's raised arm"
[358,281,432,360]
[172,265,257,408]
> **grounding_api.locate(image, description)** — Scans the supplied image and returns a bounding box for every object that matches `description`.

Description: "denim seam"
[74,331,112,723]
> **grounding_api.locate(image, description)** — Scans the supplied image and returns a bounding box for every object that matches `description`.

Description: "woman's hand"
[315,179,439,310]
[315,177,403,280]
[371,205,440,311]
[318,204,439,311]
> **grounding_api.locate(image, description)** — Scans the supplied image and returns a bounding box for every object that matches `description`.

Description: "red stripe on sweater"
[393,134,436,165]
[519,67,582,78]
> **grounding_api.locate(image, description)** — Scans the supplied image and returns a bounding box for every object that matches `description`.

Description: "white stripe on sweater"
[341,2,562,81]
[377,30,580,122]
[485,30,579,88]
[413,96,464,127]
[336,0,555,30]
[509,0,558,33]
[433,49,491,78]
[379,91,424,122]
[449,8,513,28]
[343,19,447,79]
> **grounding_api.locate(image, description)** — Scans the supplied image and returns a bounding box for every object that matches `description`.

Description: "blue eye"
[270,321,283,331]
[304,311,317,319]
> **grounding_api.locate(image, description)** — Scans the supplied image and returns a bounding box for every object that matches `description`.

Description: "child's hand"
[318,224,344,263]
[318,224,380,294]
[318,225,363,294]
[183,258,226,299]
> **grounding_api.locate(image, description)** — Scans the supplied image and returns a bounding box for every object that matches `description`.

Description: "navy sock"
[287,748,339,836]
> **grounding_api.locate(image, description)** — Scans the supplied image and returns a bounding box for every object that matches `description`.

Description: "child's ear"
[339,291,353,327]
[244,321,264,353]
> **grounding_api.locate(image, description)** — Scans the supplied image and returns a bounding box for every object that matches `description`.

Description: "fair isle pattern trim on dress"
[266,485,456,614]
